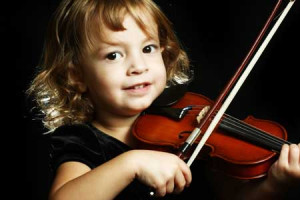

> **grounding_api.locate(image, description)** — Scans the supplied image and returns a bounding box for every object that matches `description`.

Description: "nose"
[127,53,148,75]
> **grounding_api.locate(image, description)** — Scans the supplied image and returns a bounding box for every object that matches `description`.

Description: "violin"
[133,0,296,180]
[132,91,291,179]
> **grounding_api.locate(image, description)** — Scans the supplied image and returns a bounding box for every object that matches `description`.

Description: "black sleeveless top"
[50,123,214,199]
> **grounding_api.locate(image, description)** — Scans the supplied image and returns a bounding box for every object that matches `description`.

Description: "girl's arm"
[49,150,192,200]
[210,144,300,200]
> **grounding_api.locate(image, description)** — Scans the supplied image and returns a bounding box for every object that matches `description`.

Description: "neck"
[92,112,140,147]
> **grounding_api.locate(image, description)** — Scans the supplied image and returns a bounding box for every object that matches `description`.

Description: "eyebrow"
[100,35,158,48]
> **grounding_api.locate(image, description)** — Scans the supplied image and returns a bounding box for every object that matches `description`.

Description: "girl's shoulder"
[50,123,104,170]
[51,123,131,150]
[51,123,103,152]
[52,123,93,136]
[51,123,97,142]
[49,123,131,170]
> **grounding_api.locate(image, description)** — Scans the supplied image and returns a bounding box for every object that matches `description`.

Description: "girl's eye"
[106,52,122,60]
[143,45,157,53]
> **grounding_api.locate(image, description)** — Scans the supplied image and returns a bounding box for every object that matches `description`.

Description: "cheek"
[159,72,167,92]
[86,75,119,111]
[156,59,167,83]
[157,68,166,84]
[84,69,114,103]
[92,73,122,95]
[154,64,167,95]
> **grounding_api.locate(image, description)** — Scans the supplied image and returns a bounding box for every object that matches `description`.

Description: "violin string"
[218,116,282,151]
[180,105,288,147]
[214,112,288,149]
[220,115,288,151]
[224,114,291,149]
[222,114,290,145]
[185,105,290,150]
[187,105,287,145]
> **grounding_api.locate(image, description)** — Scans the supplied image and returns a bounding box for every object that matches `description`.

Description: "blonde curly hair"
[28,0,190,131]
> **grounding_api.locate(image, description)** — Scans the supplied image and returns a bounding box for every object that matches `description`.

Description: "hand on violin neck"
[221,143,300,200]
[241,143,300,200]
[126,150,192,197]
[267,143,300,189]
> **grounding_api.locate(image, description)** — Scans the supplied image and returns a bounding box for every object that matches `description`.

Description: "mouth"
[124,82,151,90]
[123,82,152,95]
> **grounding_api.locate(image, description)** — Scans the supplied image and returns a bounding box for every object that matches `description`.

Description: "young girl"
[28,0,299,199]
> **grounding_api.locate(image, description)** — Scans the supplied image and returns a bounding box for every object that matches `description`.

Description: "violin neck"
[218,115,291,153]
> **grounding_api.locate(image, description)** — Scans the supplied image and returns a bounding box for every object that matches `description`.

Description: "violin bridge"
[197,106,210,124]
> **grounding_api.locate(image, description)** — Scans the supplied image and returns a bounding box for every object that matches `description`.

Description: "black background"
[10,0,300,199]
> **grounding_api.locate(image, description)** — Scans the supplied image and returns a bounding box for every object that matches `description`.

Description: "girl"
[28,0,299,199]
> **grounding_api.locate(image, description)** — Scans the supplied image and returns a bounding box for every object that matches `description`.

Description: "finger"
[178,160,192,186]
[155,184,166,197]
[278,144,289,168]
[174,170,186,194]
[166,179,175,194]
[289,144,299,168]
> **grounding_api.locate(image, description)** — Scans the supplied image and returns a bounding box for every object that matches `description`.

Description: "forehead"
[100,14,158,44]
[85,8,159,53]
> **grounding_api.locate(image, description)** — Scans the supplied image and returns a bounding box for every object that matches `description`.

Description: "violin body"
[132,92,288,179]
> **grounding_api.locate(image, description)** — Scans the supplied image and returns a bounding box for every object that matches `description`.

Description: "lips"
[124,82,150,90]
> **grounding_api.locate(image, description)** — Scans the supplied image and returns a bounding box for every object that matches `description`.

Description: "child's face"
[81,14,166,118]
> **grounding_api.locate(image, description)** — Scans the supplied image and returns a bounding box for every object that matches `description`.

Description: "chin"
[123,92,162,115]
[131,104,151,113]
[126,101,152,115]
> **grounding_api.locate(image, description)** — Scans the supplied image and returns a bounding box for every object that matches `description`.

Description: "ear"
[67,62,87,93]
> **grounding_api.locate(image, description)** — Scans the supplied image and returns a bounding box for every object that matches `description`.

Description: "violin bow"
[176,0,296,167]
